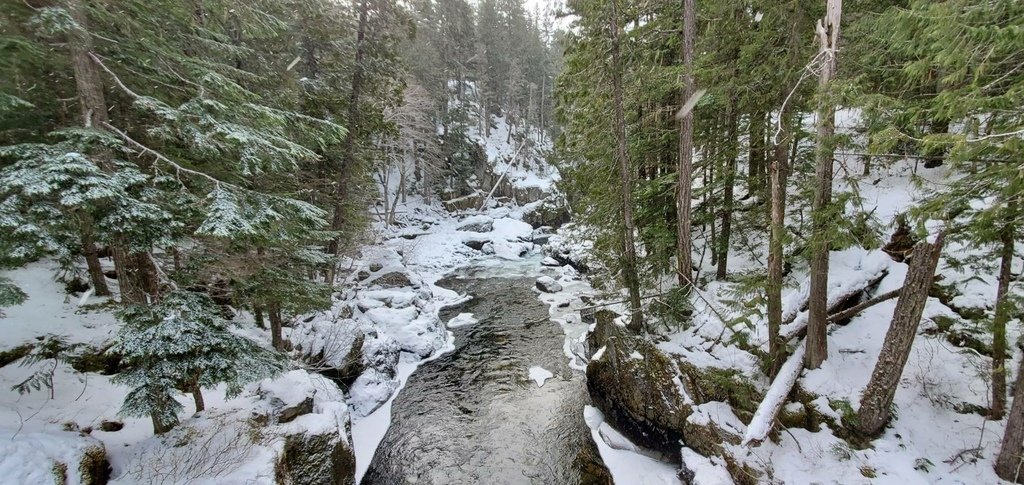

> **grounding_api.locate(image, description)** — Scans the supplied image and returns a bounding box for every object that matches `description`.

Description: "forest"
[0,0,1022,484]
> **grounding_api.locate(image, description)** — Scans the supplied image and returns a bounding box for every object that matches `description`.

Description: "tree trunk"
[675,0,696,288]
[767,115,792,375]
[996,354,1024,482]
[191,378,205,413]
[716,100,738,280]
[805,0,843,370]
[991,197,1017,419]
[329,0,370,257]
[80,222,110,296]
[748,110,766,197]
[609,0,644,333]
[268,302,284,351]
[856,234,944,436]
[254,304,266,330]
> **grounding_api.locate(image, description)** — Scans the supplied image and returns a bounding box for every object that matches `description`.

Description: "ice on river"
[447,312,479,328]
[528,366,554,387]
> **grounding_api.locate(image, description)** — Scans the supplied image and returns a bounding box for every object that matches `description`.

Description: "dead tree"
[856,234,944,436]
[805,0,843,369]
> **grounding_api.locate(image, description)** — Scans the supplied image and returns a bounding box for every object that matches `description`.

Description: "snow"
[447,312,479,328]
[583,406,681,485]
[0,431,105,485]
[528,366,554,387]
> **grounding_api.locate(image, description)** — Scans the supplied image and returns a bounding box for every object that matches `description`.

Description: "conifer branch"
[87,52,142,99]
[100,121,222,188]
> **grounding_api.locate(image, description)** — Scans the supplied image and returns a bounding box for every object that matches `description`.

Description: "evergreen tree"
[112,291,285,434]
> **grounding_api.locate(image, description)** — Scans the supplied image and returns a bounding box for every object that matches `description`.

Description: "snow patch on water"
[528,366,553,387]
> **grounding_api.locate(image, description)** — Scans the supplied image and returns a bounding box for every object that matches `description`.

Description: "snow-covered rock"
[541,256,562,267]
[0,431,109,485]
[535,276,563,293]
[457,215,494,233]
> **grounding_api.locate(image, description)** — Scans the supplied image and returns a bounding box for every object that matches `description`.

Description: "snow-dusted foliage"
[111,291,285,432]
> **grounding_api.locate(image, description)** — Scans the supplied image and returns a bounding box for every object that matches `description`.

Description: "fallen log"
[742,341,806,446]
[780,271,888,343]
[826,289,901,324]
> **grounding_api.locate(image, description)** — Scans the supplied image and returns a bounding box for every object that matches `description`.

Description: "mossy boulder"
[586,310,764,484]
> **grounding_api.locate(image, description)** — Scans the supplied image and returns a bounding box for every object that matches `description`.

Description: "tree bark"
[80,221,110,296]
[805,0,843,370]
[609,0,644,332]
[991,197,1017,419]
[675,0,696,288]
[996,353,1024,482]
[268,302,284,351]
[191,378,205,413]
[716,99,738,280]
[767,115,791,375]
[748,110,767,197]
[856,234,944,437]
[329,0,371,260]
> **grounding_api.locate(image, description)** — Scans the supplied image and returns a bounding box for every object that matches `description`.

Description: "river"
[361,274,611,484]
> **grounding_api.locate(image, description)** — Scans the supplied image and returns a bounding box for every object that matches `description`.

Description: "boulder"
[541,257,562,267]
[275,405,356,485]
[259,370,319,424]
[463,239,487,251]
[535,276,563,293]
[457,216,494,233]
[586,310,762,484]
[370,272,414,289]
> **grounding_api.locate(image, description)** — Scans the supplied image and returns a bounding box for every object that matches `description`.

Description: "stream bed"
[361,275,611,485]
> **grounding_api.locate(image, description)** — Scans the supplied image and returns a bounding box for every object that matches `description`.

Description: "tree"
[112,291,285,433]
[608,0,644,332]
[675,0,696,288]
[856,234,944,436]
[805,0,844,369]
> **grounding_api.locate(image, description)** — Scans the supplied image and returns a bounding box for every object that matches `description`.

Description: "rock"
[443,193,484,212]
[98,420,123,432]
[457,217,494,233]
[541,256,562,267]
[259,370,319,424]
[463,239,487,251]
[357,270,371,281]
[370,272,414,289]
[586,310,762,485]
[535,276,563,293]
[276,414,356,485]
[369,262,384,272]
[315,331,366,389]
[521,199,570,229]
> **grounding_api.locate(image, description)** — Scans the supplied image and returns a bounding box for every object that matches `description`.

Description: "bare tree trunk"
[805,0,843,370]
[996,354,1024,482]
[675,0,696,288]
[991,197,1017,419]
[856,234,944,436]
[610,0,644,332]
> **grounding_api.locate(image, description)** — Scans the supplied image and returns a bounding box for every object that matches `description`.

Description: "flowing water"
[361,275,611,485]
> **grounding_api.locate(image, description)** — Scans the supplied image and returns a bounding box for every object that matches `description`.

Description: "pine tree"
[112,291,285,434]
